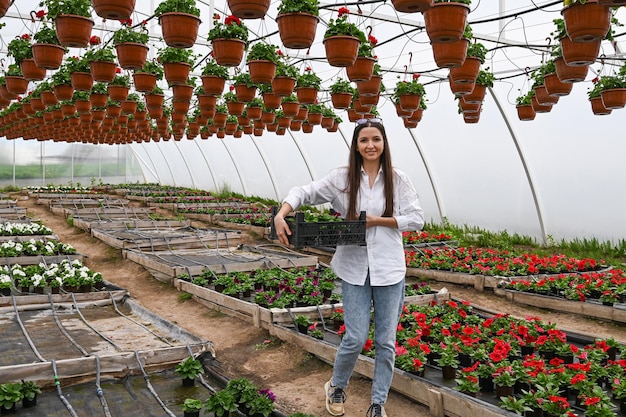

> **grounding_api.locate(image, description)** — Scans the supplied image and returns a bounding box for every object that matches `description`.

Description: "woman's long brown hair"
[345,121,394,220]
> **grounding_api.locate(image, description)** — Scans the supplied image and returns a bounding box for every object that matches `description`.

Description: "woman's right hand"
[273,214,292,245]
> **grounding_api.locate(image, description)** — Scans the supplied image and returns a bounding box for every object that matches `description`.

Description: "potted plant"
[108,75,131,102]
[247,43,282,84]
[133,61,163,93]
[20,380,41,408]
[562,0,611,43]
[423,0,472,43]
[83,45,117,83]
[272,61,298,96]
[276,0,320,49]
[208,13,249,67]
[463,67,494,104]
[157,47,195,86]
[323,7,363,67]
[330,77,355,109]
[154,0,201,48]
[92,0,135,20]
[113,20,150,70]
[247,390,276,417]
[227,0,270,19]
[32,23,65,70]
[294,315,312,334]
[0,382,24,414]
[175,356,205,387]
[455,372,480,396]
[393,74,426,112]
[449,40,486,85]
[203,389,238,417]
[281,94,300,117]
[515,90,536,121]
[201,59,229,96]
[7,34,34,67]
[346,33,377,82]
[295,67,321,104]
[41,0,94,48]
[246,97,264,120]
[233,73,257,102]
[435,346,460,379]
[432,23,472,69]
[182,398,202,417]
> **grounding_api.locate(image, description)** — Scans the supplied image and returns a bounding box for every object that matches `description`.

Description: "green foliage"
[65,56,91,73]
[515,90,534,106]
[247,43,281,63]
[91,82,108,95]
[587,75,626,99]
[154,0,200,17]
[467,42,488,63]
[277,0,320,16]
[7,35,33,65]
[84,45,116,63]
[329,78,354,94]
[0,382,24,410]
[281,94,298,104]
[202,59,229,78]
[110,75,131,87]
[20,381,41,402]
[204,390,238,417]
[33,24,62,45]
[182,398,202,412]
[174,356,205,380]
[208,14,249,45]
[296,69,322,89]
[40,0,93,19]
[233,72,255,87]
[275,61,298,78]
[324,9,364,39]
[476,68,495,87]
[156,47,196,65]
[136,61,164,80]
[393,77,426,100]
[51,64,71,86]
[112,23,149,45]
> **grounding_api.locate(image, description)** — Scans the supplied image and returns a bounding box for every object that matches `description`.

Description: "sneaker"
[324,380,346,416]
[366,403,387,417]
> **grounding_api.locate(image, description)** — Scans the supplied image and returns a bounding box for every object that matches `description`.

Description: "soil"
[16,195,626,417]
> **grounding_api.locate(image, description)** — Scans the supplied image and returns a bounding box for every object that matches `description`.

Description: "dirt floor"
[16,194,626,417]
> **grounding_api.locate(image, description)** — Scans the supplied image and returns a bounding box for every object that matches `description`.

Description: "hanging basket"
[54,14,94,48]
[346,57,376,82]
[227,0,270,19]
[92,0,135,20]
[5,76,29,95]
[398,94,421,112]
[246,106,263,120]
[463,84,487,104]
[560,36,600,66]
[589,96,612,115]
[235,84,257,102]
[70,72,94,91]
[554,57,588,83]
[212,38,246,67]
[262,92,282,109]
[323,35,360,67]
[600,88,626,109]
[20,59,47,81]
[159,12,201,48]
[248,60,277,84]
[395,102,413,118]
[356,75,382,97]
[0,0,10,17]
[449,56,481,84]
[533,85,559,106]
[359,93,380,106]
[172,84,194,102]
[423,2,470,43]
[201,75,226,96]
[108,85,129,102]
[544,72,573,96]
[530,95,552,113]
[391,0,433,12]
[90,93,108,108]
[115,42,149,70]
[32,43,66,70]
[431,38,468,68]
[163,62,191,86]
[133,72,157,92]
[295,87,318,105]
[271,76,296,97]
[282,102,300,117]
[90,60,117,83]
[276,13,319,50]
[562,0,611,43]
[448,76,475,96]
[516,104,536,121]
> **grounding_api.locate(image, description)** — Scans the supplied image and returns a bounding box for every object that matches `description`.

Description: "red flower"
[277,50,283,56]
[305,66,312,72]
[338,7,350,18]
[213,13,221,20]
[142,20,147,26]
[363,339,373,351]
[89,35,101,45]
[225,15,241,26]
[229,85,235,91]
[35,10,46,19]
[21,33,31,40]
[368,35,378,45]
[584,397,600,406]
[412,73,420,80]
[412,358,424,370]
[115,67,122,73]
[591,76,599,84]
[120,18,132,26]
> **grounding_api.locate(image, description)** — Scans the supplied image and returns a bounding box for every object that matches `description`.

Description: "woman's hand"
[273,214,292,245]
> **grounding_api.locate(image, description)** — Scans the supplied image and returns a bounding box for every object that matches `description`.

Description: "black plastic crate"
[270,207,366,249]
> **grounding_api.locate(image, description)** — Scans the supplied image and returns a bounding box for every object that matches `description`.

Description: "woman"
[273,119,424,417]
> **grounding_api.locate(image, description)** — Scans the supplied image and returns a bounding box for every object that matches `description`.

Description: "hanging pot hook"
[0,58,5,69]
[30,10,37,22]
[366,26,373,37]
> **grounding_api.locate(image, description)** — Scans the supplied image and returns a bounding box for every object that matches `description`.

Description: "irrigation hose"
[11,295,46,362]
[51,360,79,417]
[95,355,113,417]
[47,293,90,357]
[70,292,123,352]
[133,350,177,417]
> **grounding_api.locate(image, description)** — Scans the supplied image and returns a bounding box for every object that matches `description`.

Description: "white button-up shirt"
[283,166,424,286]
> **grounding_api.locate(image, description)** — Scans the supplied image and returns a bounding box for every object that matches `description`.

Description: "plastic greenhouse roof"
[1,1,626,244]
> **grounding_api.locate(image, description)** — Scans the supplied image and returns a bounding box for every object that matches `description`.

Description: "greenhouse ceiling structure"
[0,0,625,245]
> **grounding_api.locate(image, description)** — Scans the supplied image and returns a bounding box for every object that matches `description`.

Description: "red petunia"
[89,35,101,45]
[21,33,31,40]
[115,67,122,73]
[338,7,350,18]
[412,73,420,80]
[35,10,46,19]
[368,35,378,45]
[363,339,373,351]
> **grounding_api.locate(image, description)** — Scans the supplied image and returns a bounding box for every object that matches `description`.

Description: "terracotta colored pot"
[159,12,201,48]
[424,2,470,43]
[0,0,10,17]
[115,42,149,70]
[282,101,300,117]
[226,101,245,116]
[20,59,47,81]
[295,87,318,105]
[235,84,257,102]
[53,84,74,101]
[71,72,94,91]
[533,85,559,106]
[431,38,468,68]
[201,75,226,96]
[399,94,421,112]
[346,57,376,82]
[246,106,263,120]
[271,76,296,97]
[463,84,487,104]
[391,0,433,12]
[356,75,382,97]
[144,93,164,109]
[449,57,481,84]
[554,57,588,83]
[449,76,475,96]
[32,43,65,70]
[90,61,117,83]
[163,62,191,86]
[562,0,611,43]
[409,108,424,122]
[172,84,194,102]
[90,93,108,108]
[5,76,29,95]
[359,94,380,106]
[531,95,552,113]
[323,35,360,67]
[108,85,129,102]
[55,14,94,48]
[560,36,600,66]
[227,0,270,19]
[92,0,135,19]
[212,38,246,67]
[395,102,413,118]
[600,88,626,109]
[197,94,217,110]
[307,112,323,125]
[544,72,573,96]
[276,13,319,50]
[248,60,277,84]
[262,92,281,110]
[133,72,157,93]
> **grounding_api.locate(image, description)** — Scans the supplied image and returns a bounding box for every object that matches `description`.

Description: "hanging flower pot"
[276,13,319,50]
[359,94,380,106]
[70,72,94,91]
[346,57,376,82]
[108,85,129,102]
[262,92,282,109]
[554,57,588,83]
[32,43,65,70]
[562,0,611,43]
[431,38,469,68]
[92,0,136,20]
[159,12,201,48]
[560,36,600,66]
[282,101,300,117]
[90,61,117,83]
[449,77,475,96]
[530,95,552,113]
[53,84,74,101]
[395,102,413,118]
[423,2,470,43]
[133,72,157,93]
[246,106,263,120]
[391,0,433,12]
[398,94,421,112]
[589,96,612,115]
[227,0,270,19]
[54,15,95,48]
[271,76,297,97]
[323,35,360,67]
[115,43,149,70]
[295,87,318,105]
[172,84,194,102]
[20,59,47,81]
[533,85,559,106]
[163,62,191,86]
[0,0,10,17]
[356,75,382,97]
[212,39,246,67]
[235,84,257,102]
[463,84,486,104]
[5,76,29,95]
[600,88,626,109]
[248,60,277,84]
[449,57,481,84]
[90,93,108,108]
[544,72,573,96]
[201,75,227,96]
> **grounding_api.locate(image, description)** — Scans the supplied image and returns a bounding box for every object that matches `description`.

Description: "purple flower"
[259,389,276,402]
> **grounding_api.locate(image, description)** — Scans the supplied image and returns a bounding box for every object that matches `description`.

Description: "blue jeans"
[331,274,405,405]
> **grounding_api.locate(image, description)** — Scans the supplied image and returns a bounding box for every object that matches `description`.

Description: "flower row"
[0,222,53,236]
[0,239,76,257]
[0,259,103,290]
